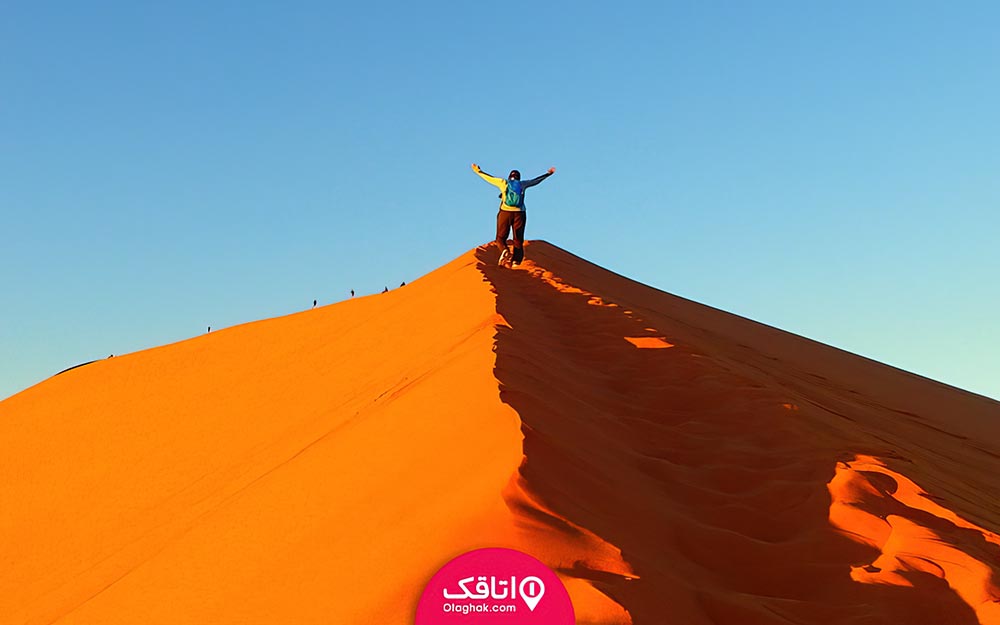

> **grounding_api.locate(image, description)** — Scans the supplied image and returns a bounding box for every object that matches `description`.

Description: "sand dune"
[2,240,998,624]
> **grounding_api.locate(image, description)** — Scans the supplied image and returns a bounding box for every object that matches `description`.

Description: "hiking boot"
[498,248,512,266]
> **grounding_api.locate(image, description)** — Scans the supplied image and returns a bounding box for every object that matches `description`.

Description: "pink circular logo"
[415,548,575,624]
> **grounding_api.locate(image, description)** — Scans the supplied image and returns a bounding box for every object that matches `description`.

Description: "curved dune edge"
[829,455,1000,624]
[1,250,527,625]
[0,246,635,625]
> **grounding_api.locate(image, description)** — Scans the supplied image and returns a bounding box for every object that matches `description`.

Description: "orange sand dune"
[2,240,999,624]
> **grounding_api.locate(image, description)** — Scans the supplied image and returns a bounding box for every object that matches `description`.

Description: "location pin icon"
[518,576,545,612]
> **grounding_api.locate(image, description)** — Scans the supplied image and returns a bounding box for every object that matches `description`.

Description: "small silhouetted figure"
[313,299,317,308]
[382,286,388,293]
[207,326,211,333]
[400,281,406,287]
[351,289,355,298]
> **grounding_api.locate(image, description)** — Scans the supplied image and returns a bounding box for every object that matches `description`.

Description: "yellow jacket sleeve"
[475,169,506,191]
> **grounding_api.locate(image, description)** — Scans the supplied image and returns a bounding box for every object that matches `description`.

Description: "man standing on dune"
[471,163,555,267]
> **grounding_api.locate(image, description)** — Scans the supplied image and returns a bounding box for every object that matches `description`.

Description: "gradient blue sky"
[2,1,998,401]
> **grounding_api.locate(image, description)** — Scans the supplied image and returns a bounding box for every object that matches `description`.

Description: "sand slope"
[2,240,998,624]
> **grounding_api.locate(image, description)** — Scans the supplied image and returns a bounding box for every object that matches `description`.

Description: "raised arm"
[521,167,556,188]
[471,163,505,189]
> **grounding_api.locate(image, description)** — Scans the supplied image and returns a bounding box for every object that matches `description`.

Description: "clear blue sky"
[2,1,998,401]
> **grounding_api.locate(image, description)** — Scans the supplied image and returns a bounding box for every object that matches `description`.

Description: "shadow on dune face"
[475,243,985,625]
[829,455,1000,624]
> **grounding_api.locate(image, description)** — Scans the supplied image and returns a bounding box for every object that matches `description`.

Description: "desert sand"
[2,240,998,624]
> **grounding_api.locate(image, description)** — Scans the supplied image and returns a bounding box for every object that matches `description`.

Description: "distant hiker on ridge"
[471,163,555,267]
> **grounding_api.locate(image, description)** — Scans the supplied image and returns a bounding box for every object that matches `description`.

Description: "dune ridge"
[2,240,998,624]
[1,250,525,624]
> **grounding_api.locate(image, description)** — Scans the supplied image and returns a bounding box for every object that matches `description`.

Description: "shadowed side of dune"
[479,241,1000,625]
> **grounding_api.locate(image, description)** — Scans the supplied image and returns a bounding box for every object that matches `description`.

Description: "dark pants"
[496,210,527,263]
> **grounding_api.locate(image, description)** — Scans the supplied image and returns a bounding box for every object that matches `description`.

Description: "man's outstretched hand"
[548,167,556,174]
[471,163,481,173]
